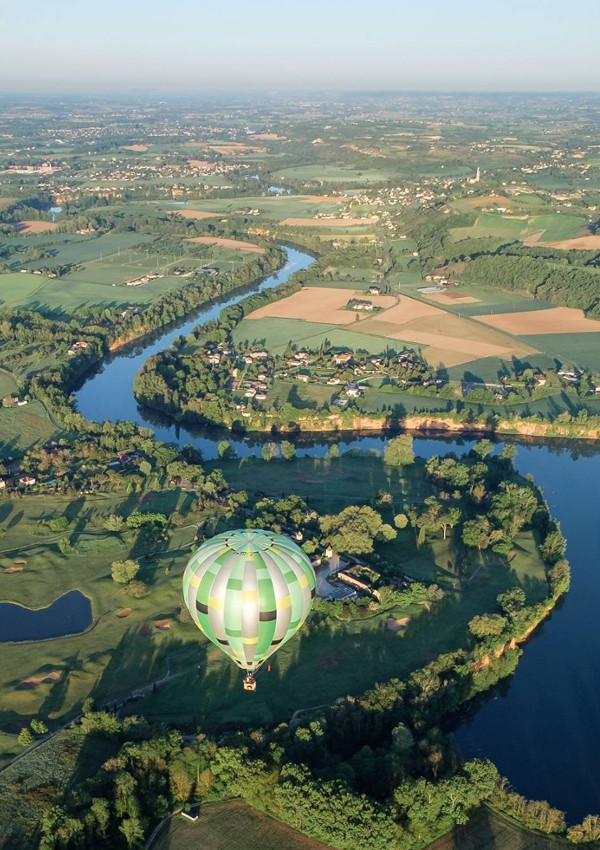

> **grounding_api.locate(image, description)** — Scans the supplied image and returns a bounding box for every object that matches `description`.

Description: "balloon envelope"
[182,529,316,674]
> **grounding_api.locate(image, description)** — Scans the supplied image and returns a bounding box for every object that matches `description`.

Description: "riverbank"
[136,402,600,444]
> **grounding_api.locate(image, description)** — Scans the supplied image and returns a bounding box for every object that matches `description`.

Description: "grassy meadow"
[0,455,548,741]
[0,401,62,456]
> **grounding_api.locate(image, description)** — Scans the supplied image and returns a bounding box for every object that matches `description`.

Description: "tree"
[497,587,525,616]
[18,727,34,748]
[394,513,408,529]
[490,482,538,539]
[472,439,494,460]
[261,442,279,461]
[568,814,600,844]
[548,559,571,599]
[111,559,139,584]
[425,583,445,604]
[468,613,507,639]
[384,435,414,467]
[30,718,48,736]
[125,579,149,598]
[88,798,110,838]
[170,760,193,802]
[119,815,144,848]
[499,444,517,463]
[48,515,69,533]
[539,527,566,564]
[217,440,235,459]
[281,440,296,460]
[320,505,391,554]
[462,516,492,551]
[439,506,461,540]
[104,515,125,532]
[391,723,414,755]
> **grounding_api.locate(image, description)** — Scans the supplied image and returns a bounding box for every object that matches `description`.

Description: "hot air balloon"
[182,529,316,690]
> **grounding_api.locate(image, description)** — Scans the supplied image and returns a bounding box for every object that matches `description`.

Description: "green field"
[273,164,400,184]
[0,371,18,398]
[449,212,586,244]
[0,400,61,456]
[0,242,248,313]
[232,317,339,351]
[152,801,333,850]
[0,489,198,738]
[17,232,151,268]
[265,379,337,408]
[232,317,410,356]
[521,333,600,372]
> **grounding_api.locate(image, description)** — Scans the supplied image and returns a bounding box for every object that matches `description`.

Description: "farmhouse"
[332,352,352,366]
[345,384,363,398]
[347,298,374,311]
[369,285,382,295]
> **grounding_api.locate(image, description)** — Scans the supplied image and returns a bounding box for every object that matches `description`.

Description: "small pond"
[0,590,92,642]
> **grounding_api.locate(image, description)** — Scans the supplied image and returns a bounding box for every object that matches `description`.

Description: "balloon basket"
[243,675,257,692]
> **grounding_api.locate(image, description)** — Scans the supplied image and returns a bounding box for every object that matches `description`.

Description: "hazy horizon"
[2,0,600,93]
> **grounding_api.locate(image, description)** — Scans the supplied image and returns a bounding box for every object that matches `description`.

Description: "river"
[75,246,600,822]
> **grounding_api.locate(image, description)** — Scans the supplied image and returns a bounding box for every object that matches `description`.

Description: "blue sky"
[2,0,599,92]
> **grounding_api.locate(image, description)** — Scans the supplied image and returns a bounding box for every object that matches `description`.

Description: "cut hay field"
[241,286,538,370]
[426,291,480,305]
[0,370,17,398]
[169,209,222,220]
[0,234,251,312]
[478,306,600,336]
[245,286,396,324]
[419,286,550,318]
[187,236,264,253]
[534,234,600,250]
[232,317,339,351]
[151,801,333,850]
[17,232,152,268]
[15,221,58,235]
